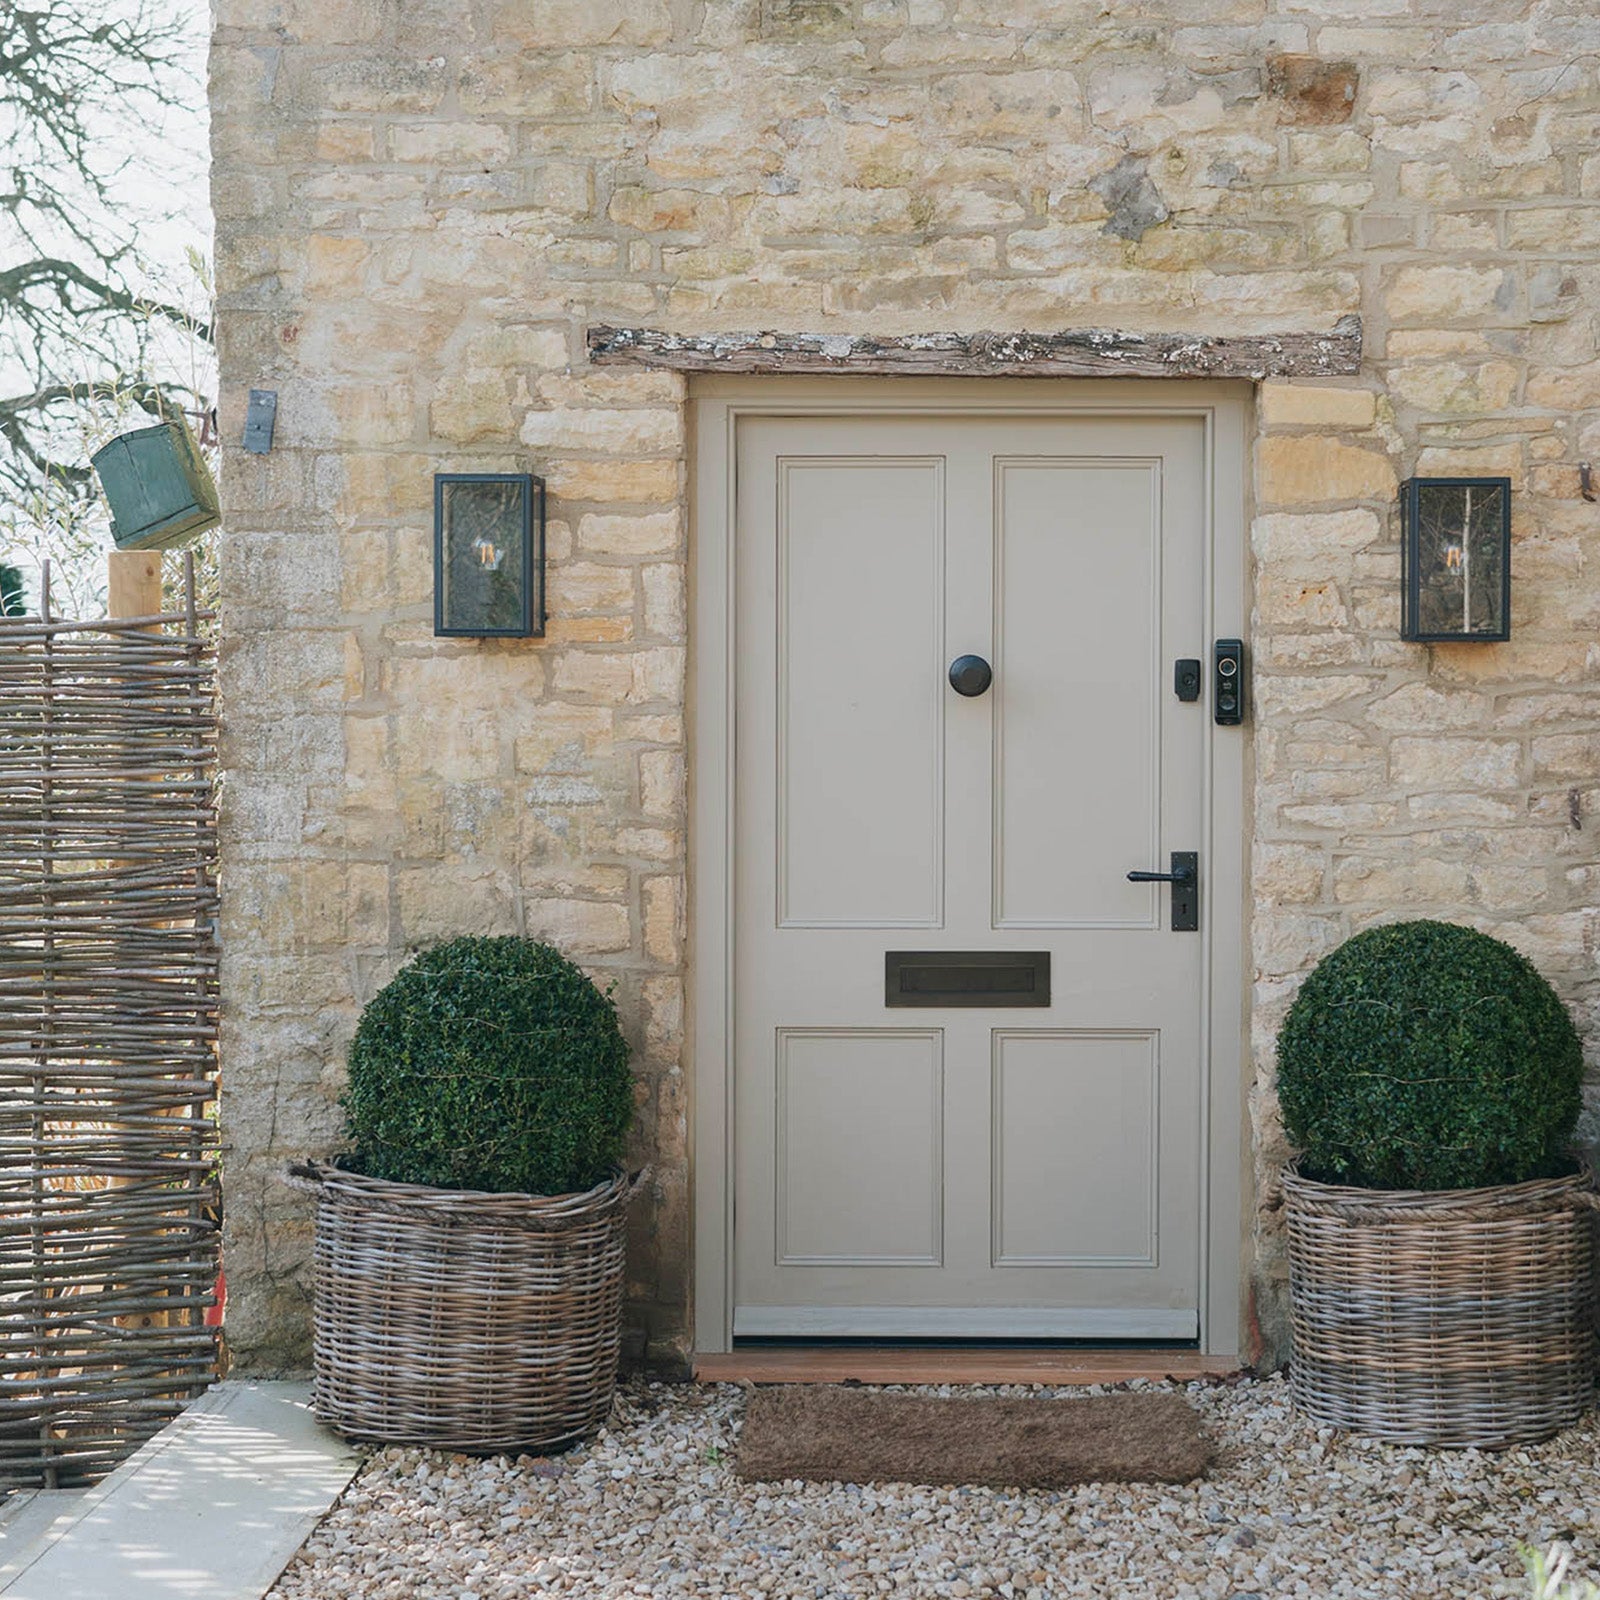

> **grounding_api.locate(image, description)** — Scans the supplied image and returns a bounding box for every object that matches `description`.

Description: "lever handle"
[1128,851,1200,932]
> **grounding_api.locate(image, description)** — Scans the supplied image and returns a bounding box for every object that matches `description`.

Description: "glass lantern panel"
[1414,481,1505,638]
[440,478,527,633]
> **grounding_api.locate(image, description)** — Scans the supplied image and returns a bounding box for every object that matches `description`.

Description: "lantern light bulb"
[1444,541,1463,572]
[473,537,504,571]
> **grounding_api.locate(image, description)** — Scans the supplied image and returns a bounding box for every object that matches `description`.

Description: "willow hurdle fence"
[0,558,219,1488]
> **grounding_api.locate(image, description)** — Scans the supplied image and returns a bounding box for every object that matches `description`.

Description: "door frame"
[689,376,1251,1357]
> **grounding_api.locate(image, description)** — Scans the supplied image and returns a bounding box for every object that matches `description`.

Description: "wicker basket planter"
[1283,1167,1600,1448]
[296,1162,635,1454]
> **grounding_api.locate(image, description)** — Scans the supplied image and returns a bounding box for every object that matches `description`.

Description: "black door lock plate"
[1214,639,1245,725]
[1174,658,1202,702]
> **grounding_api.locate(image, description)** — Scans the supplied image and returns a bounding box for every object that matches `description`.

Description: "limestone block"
[1256,674,1372,720]
[578,511,682,555]
[639,750,685,821]
[391,122,513,164]
[1368,683,1486,731]
[1257,437,1395,506]
[458,53,594,118]
[537,370,685,407]
[1385,264,1511,322]
[522,860,630,898]
[1389,736,1521,791]
[643,876,682,963]
[498,0,671,46]
[430,368,514,442]
[1332,855,1472,906]
[1413,443,1523,477]
[1526,364,1600,410]
[1251,509,1381,563]
[615,827,680,861]
[553,651,635,699]
[1389,360,1520,414]
[521,408,682,454]
[548,563,638,616]
[630,646,686,705]
[1258,384,1377,430]
[1533,735,1600,780]
[1255,576,1349,630]
[1252,843,1326,905]
[523,896,633,954]
[545,459,679,504]
[1278,801,1399,831]
[642,563,686,641]
[1408,792,1520,825]
[1260,633,1365,669]
[1254,913,1343,979]
[395,867,515,941]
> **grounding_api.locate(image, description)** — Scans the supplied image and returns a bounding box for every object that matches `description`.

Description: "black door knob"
[948,654,992,696]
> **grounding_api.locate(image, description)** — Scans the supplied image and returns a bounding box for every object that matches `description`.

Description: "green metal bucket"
[91,420,220,551]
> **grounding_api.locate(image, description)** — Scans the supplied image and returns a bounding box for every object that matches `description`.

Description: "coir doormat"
[735,1386,1212,1489]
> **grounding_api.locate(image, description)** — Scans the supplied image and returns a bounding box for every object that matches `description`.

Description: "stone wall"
[211,0,1600,1369]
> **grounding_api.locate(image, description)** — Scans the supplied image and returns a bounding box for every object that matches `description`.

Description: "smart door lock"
[1214,639,1245,725]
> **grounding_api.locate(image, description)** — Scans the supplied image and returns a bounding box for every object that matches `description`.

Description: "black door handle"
[1127,865,1196,884]
[1127,852,1199,931]
[948,654,992,696]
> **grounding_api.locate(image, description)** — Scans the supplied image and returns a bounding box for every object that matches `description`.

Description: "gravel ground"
[268,1374,1600,1600]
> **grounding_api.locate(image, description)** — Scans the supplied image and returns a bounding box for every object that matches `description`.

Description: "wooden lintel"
[587,316,1361,381]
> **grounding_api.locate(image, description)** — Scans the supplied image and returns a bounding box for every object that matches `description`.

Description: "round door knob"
[948,654,992,697]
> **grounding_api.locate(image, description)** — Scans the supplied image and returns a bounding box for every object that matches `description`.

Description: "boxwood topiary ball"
[1276,920,1584,1191]
[343,936,634,1196]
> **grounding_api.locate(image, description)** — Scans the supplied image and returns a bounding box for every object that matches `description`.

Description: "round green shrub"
[1276,920,1584,1191]
[342,936,634,1195]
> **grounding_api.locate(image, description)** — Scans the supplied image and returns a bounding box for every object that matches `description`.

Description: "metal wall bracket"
[243,389,278,454]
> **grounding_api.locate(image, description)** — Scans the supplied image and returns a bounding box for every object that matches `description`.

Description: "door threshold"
[692,1346,1243,1386]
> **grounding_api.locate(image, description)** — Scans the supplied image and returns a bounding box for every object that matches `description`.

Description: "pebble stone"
[267,1374,1600,1600]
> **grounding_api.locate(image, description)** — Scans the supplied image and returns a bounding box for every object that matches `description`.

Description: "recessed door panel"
[776,1029,943,1265]
[777,458,944,928]
[992,1029,1158,1266]
[994,459,1161,929]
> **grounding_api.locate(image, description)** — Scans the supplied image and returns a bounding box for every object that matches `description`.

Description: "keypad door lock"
[1214,639,1245,725]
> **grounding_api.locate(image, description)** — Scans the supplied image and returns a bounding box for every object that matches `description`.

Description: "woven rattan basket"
[1283,1167,1600,1448]
[296,1162,637,1454]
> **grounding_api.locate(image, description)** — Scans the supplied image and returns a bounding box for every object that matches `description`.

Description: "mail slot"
[885,951,1051,1008]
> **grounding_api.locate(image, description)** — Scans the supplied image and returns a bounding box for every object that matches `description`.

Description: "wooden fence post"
[107,550,162,623]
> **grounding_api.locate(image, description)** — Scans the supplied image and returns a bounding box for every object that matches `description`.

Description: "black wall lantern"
[1400,476,1511,643]
[434,472,544,638]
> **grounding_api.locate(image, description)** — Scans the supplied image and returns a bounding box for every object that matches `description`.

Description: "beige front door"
[731,411,1210,1338]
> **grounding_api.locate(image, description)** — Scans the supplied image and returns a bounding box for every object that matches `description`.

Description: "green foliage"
[1276,920,1583,1191]
[343,937,634,1196]
[0,564,23,616]
[1525,1544,1600,1600]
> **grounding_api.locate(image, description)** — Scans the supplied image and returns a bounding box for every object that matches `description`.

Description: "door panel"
[776,1029,943,1266]
[777,457,945,929]
[733,412,1208,1338]
[993,459,1162,929]
[991,1029,1158,1267]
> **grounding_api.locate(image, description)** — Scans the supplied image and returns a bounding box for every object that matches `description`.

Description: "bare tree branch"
[0,1,208,496]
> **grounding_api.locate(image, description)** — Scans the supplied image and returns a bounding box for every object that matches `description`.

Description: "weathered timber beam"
[586,316,1362,381]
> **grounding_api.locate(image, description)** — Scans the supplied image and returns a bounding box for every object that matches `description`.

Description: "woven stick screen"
[0,575,219,1488]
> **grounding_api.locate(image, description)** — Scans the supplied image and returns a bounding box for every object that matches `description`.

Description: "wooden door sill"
[692,1347,1242,1386]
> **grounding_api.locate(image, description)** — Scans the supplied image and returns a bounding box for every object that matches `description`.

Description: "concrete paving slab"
[0,1382,360,1600]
